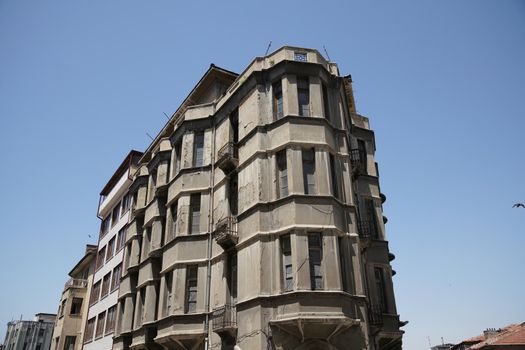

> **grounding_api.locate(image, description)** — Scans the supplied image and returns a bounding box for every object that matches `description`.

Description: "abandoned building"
[86,46,406,350]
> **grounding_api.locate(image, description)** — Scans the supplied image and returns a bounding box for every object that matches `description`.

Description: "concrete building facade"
[3,314,56,350]
[83,151,142,350]
[50,245,97,350]
[113,46,403,350]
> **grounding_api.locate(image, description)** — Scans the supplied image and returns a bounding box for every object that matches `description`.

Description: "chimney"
[484,328,499,339]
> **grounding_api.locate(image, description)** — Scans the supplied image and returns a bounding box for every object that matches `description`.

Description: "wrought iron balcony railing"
[212,304,237,335]
[217,142,239,173]
[350,149,367,175]
[368,304,384,326]
[357,219,379,239]
[214,216,238,250]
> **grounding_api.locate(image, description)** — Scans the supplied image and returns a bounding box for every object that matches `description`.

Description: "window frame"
[69,298,83,316]
[106,237,115,262]
[273,80,284,120]
[105,305,117,335]
[185,265,198,313]
[281,235,293,292]
[308,232,323,290]
[95,311,106,339]
[193,131,205,167]
[276,150,288,198]
[100,272,111,298]
[189,193,201,234]
[302,149,316,195]
[111,264,122,292]
[297,77,310,117]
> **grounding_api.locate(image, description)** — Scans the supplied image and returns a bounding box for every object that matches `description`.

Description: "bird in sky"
[512,203,525,208]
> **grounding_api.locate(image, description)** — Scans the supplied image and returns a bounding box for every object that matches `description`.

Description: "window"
[322,84,330,121]
[100,217,110,238]
[281,235,293,291]
[297,77,310,117]
[54,337,60,350]
[149,168,157,200]
[70,298,82,315]
[111,203,120,227]
[228,253,238,303]
[63,336,75,350]
[121,193,131,215]
[111,264,122,291]
[116,227,127,252]
[59,300,66,317]
[95,311,106,338]
[338,237,351,293]
[329,154,339,199]
[374,267,388,311]
[228,173,238,216]
[90,281,100,305]
[164,271,173,317]
[308,233,323,290]
[357,139,367,172]
[117,300,125,334]
[105,306,116,334]
[101,272,111,298]
[174,141,182,175]
[189,193,201,234]
[362,198,379,239]
[276,150,288,198]
[84,318,95,343]
[294,52,307,62]
[96,246,106,270]
[106,237,115,262]
[193,131,204,167]
[230,109,239,144]
[169,201,178,241]
[138,288,146,326]
[142,227,151,259]
[302,149,316,194]
[273,80,283,120]
[185,265,198,313]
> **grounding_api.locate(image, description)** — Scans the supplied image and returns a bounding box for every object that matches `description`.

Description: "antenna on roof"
[146,132,154,141]
[323,45,332,62]
[264,41,272,56]
[163,112,170,120]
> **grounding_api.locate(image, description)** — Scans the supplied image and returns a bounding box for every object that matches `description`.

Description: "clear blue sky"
[1,1,524,349]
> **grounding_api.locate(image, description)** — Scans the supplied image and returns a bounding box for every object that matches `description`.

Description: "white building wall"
[84,171,133,350]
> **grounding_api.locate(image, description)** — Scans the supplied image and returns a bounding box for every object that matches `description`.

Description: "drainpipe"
[204,119,217,350]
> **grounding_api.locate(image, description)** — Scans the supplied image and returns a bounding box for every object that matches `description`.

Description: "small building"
[452,323,525,350]
[50,245,97,350]
[3,314,56,350]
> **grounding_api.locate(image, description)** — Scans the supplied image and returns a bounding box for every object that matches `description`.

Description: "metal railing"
[368,304,384,326]
[64,278,87,290]
[357,219,378,239]
[215,216,238,249]
[212,304,237,332]
[350,149,367,173]
[218,142,238,163]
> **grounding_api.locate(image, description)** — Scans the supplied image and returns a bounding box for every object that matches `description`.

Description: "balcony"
[214,216,238,250]
[64,278,87,291]
[212,304,237,339]
[357,219,379,239]
[350,149,367,176]
[368,304,384,326]
[217,142,238,173]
